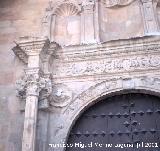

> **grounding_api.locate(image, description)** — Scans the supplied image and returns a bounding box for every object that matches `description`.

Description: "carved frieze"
[52,55,160,78]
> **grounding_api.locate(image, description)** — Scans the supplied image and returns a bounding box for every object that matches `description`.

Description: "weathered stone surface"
[1,0,160,151]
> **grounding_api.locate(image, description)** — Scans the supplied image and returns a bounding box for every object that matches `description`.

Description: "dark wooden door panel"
[66,93,160,151]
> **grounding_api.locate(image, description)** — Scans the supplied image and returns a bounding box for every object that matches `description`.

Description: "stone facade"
[1,0,160,151]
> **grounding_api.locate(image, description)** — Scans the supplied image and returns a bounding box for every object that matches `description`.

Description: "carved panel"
[52,55,160,78]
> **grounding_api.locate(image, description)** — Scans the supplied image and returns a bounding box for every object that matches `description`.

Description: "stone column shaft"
[22,54,41,151]
[22,95,38,151]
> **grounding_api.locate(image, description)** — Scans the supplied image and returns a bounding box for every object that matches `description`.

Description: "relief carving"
[101,0,135,7]
[141,76,160,87]
[50,84,73,107]
[64,79,118,115]
[16,76,27,101]
[64,76,160,117]
[16,73,52,109]
[54,3,80,16]
[42,0,81,43]
[53,55,160,78]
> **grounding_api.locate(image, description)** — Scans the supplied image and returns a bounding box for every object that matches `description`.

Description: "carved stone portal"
[12,1,160,151]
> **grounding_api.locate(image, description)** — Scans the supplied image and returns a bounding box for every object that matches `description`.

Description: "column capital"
[16,71,52,102]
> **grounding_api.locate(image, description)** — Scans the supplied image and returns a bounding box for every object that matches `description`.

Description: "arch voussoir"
[64,76,160,120]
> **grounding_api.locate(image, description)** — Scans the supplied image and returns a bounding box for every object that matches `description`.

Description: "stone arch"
[51,76,160,151]
[64,76,160,119]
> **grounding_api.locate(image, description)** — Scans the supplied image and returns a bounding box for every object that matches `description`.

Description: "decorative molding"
[12,37,50,63]
[52,54,160,79]
[52,36,160,62]
[64,76,160,118]
[13,37,60,70]
[49,36,160,82]
[101,0,135,7]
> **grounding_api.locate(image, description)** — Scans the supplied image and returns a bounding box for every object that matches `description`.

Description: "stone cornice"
[57,36,160,52]
[51,36,160,82]
[52,36,160,62]
[12,37,60,64]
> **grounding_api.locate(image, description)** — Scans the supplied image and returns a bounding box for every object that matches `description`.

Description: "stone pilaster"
[94,0,100,43]
[141,0,159,34]
[50,14,56,42]
[81,0,99,44]
[20,38,46,151]
[13,37,59,151]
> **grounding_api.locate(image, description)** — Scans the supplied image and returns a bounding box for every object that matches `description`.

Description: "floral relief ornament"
[16,74,52,101]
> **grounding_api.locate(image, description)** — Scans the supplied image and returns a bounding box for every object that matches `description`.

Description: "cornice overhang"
[52,35,160,61]
[13,35,160,64]
[12,36,60,64]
